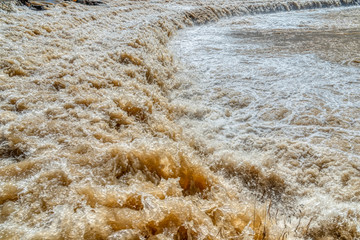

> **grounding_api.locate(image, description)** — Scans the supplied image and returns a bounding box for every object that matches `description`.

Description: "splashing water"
[1,0,360,239]
[170,5,360,239]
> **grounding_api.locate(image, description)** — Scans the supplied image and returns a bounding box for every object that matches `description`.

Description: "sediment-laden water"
[170,4,360,239]
[0,0,359,239]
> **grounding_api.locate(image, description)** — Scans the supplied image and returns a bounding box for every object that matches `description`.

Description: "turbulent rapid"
[170,5,360,239]
[0,0,359,239]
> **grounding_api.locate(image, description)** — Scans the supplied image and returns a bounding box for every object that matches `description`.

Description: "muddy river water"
[171,6,360,153]
[1,1,360,238]
[170,5,360,238]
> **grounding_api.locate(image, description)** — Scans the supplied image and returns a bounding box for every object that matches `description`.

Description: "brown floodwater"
[170,5,360,239]
[0,0,359,239]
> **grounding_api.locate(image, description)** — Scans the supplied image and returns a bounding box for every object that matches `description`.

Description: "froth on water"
[170,6,360,239]
[1,0,360,239]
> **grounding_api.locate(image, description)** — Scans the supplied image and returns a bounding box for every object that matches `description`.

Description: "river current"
[171,6,360,153]
[1,1,360,239]
[170,5,360,238]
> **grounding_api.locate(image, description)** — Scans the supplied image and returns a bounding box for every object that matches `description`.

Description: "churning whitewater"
[170,5,360,239]
[0,0,359,239]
